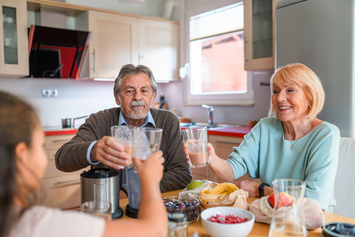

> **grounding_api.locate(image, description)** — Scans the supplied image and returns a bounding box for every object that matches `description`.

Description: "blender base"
[125,204,139,219]
[112,207,124,219]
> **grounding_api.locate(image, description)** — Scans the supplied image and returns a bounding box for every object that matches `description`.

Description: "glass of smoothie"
[183,127,209,168]
[111,125,134,169]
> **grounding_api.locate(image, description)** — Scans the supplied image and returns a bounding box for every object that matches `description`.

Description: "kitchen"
[0,0,272,129]
[0,0,355,236]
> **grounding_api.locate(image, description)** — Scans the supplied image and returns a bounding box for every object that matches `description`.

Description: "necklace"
[290,123,311,150]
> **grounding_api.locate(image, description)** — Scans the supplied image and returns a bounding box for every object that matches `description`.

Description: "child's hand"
[133,151,164,183]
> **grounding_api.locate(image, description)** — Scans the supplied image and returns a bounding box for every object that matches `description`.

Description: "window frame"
[183,0,254,106]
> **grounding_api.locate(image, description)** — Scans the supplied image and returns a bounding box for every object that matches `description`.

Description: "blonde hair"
[268,63,325,119]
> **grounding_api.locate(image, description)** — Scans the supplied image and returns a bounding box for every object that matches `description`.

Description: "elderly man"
[55,64,192,192]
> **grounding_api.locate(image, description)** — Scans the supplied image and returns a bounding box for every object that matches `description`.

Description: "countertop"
[180,125,252,138]
[205,126,251,138]
[43,125,252,138]
[43,126,78,136]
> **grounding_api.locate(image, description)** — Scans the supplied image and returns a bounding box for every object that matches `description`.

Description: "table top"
[119,190,355,237]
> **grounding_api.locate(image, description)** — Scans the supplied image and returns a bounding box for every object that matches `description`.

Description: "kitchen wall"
[0,0,272,127]
[0,78,164,127]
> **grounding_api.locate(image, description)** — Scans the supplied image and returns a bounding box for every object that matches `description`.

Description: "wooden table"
[119,190,355,237]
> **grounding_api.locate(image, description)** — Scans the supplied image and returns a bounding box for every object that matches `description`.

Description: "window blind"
[189,2,244,41]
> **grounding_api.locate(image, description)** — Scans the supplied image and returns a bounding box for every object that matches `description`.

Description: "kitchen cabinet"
[26,0,179,81]
[40,134,89,210]
[243,0,281,71]
[87,10,179,81]
[138,18,179,82]
[87,10,139,79]
[191,134,260,184]
[0,0,28,76]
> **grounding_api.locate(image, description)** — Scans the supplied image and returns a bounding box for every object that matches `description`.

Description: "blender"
[123,167,142,218]
[80,168,124,219]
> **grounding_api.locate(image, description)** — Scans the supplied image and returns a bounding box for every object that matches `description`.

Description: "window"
[185,1,253,105]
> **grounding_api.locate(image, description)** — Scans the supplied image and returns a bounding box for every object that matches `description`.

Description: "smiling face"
[115,73,157,126]
[272,83,311,123]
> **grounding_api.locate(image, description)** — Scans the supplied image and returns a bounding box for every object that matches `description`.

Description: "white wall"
[0,78,163,127]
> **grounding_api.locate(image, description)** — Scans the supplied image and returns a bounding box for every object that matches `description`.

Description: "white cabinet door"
[0,0,28,76]
[41,134,89,210]
[138,18,179,82]
[88,10,139,79]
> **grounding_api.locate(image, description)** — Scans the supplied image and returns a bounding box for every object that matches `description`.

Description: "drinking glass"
[133,127,163,160]
[111,125,134,169]
[79,200,112,221]
[269,179,307,237]
[182,127,209,168]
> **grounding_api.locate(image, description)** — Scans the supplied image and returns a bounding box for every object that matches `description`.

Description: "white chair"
[333,137,355,218]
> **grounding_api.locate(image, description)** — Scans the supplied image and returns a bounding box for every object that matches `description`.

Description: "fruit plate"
[201,206,255,237]
[163,196,200,224]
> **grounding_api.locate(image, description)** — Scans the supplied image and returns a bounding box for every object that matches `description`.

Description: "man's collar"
[118,109,156,127]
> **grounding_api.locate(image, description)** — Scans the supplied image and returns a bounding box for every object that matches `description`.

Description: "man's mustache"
[130,101,146,108]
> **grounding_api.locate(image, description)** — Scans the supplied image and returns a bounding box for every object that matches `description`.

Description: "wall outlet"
[42,89,58,97]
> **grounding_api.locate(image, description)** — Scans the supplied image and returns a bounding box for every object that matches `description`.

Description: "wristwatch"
[258,183,270,197]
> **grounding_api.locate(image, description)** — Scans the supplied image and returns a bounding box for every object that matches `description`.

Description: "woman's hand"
[183,142,217,164]
[206,143,217,163]
[183,142,190,164]
[233,180,260,197]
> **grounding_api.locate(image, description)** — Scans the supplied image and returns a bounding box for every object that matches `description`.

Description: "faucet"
[202,104,214,127]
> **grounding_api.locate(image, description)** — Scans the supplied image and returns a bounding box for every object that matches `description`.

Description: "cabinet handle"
[93,49,96,73]
[244,38,247,63]
[54,179,80,186]
[216,140,240,145]
[53,139,71,143]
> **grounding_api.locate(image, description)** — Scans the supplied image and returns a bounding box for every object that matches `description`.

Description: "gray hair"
[113,64,158,96]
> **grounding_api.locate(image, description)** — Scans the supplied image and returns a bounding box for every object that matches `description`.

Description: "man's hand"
[233,180,260,197]
[91,136,130,169]
[133,151,164,183]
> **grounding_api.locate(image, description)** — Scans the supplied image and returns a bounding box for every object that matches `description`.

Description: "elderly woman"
[186,63,340,212]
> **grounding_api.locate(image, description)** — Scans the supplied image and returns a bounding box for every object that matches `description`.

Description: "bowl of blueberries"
[163,196,200,223]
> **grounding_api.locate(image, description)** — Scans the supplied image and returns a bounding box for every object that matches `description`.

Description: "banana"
[200,189,227,203]
[209,183,238,195]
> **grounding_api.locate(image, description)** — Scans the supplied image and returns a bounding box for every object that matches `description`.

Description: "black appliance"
[28,25,91,79]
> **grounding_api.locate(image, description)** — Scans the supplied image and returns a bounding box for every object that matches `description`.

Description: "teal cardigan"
[227,117,340,212]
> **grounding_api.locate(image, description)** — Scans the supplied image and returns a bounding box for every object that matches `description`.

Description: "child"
[0,91,167,237]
